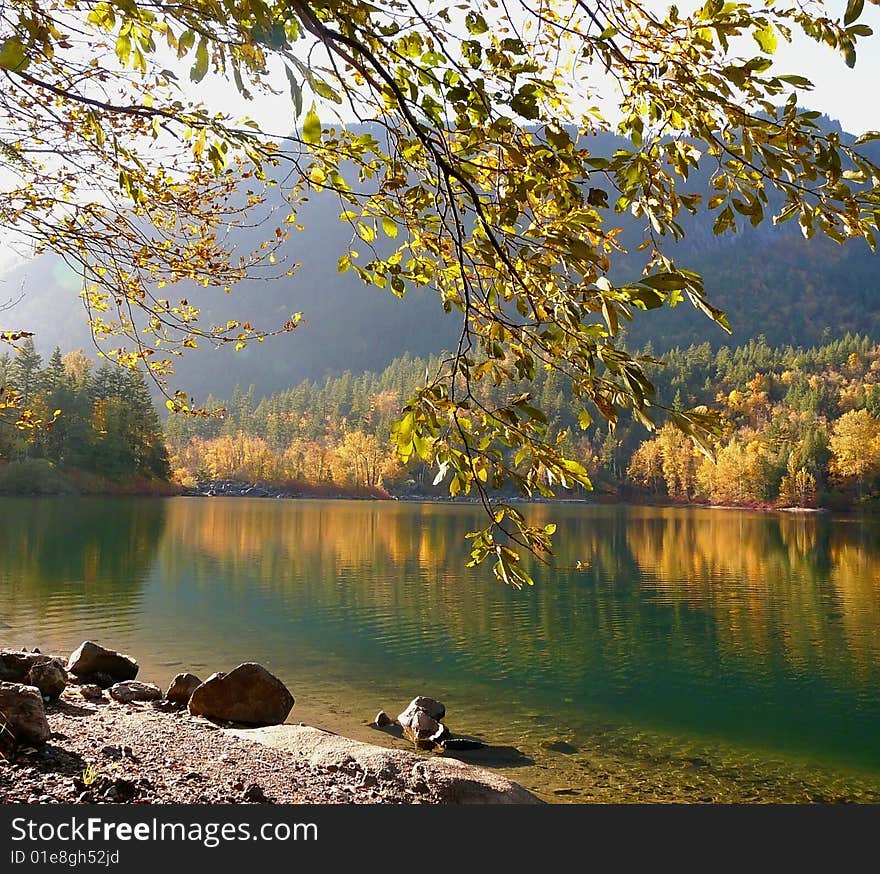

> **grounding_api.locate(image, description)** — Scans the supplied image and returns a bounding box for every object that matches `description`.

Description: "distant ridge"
[2,114,877,398]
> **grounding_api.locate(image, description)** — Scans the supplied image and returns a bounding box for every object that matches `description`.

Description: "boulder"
[67,641,138,686]
[397,696,449,746]
[165,672,202,705]
[109,681,162,704]
[0,682,51,746]
[26,659,68,700]
[0,649,55,683]
[226,724,540,804]
[188,663,294,726]
[398,696,445,723]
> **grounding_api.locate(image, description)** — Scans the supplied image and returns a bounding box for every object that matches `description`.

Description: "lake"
[2,496,879,802]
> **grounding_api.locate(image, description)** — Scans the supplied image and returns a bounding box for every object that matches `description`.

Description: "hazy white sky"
[1,1,878,280]
[190,0,880,137]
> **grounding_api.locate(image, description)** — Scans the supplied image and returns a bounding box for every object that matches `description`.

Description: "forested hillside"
[0,340,171,493]
[3,117,878,399]
[166,335,880,508]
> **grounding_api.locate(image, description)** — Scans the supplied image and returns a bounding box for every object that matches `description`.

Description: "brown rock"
[67,641,138,685]
[397,696,448,746]
[374,710,393,728]
[109,681,162,704]
[25,659,68,700]
[0,682,51,746]
[78,684,106,701]
[0,649,57,683]
[188,663,294,726]
[165,672,202,705]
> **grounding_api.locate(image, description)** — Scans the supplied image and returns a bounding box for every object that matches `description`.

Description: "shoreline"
[0,484,847,515]
[0,650,537,805]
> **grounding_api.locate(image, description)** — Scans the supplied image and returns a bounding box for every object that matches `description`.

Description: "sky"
[188,0,880,138]
[1,0,879,280]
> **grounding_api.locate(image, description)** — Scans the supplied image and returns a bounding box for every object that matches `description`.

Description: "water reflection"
[1,497,879,799]
[0,498,165,638]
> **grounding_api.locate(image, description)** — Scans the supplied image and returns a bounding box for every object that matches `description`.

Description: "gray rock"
[0,682,51,746]
[188,663,294,726]
[374,710,394,728]
[109,681,162,704]
[397,696,449,746]
[225,724,540,804]
[67,641,138,685]
[25,659,67,700]
[398,695,445,724]
[165,672,202,705]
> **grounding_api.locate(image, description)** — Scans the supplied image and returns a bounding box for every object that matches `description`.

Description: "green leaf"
[177,29,195,58]
[381,216,398,238]
[190,37,209,83]
[285,67,303,117]
[302,107,321,145]
[844,0,864,26]
[855,130,880,145]
[313,78,342,103]
[465,11,489,34]
[0,38,28,72]
[753,24,777,54]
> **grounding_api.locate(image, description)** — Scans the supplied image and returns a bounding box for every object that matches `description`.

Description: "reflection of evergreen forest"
[0,498,166,637]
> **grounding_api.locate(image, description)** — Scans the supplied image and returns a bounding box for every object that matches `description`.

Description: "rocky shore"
[185,480,392,501]
[0,642,537,805]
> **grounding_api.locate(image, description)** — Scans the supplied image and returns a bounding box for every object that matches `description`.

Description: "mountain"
[2,115,878,399]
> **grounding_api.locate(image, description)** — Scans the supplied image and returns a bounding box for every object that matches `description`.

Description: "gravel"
[0,686,438,804]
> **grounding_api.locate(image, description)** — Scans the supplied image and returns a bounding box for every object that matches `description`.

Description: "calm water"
[2,497,880,802]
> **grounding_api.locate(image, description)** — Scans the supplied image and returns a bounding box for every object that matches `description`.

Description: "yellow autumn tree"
[829,409,880,494]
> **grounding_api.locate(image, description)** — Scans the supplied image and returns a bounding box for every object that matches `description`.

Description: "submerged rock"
[0,682,51,746]
[165,672,202,705]
[67,641,138,686]
[440,737,486,752]
[109,681,162,704]
[188,663,294,726]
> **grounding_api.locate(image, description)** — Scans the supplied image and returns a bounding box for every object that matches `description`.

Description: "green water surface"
[1,497,879,802]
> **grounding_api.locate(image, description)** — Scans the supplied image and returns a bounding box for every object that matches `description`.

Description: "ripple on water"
[2,497,880,802]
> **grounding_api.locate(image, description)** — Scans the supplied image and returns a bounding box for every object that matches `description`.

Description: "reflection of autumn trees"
[156,501,657,685]
[155,501,880,692]
[828,539,880,679]
[625,509,880,682]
